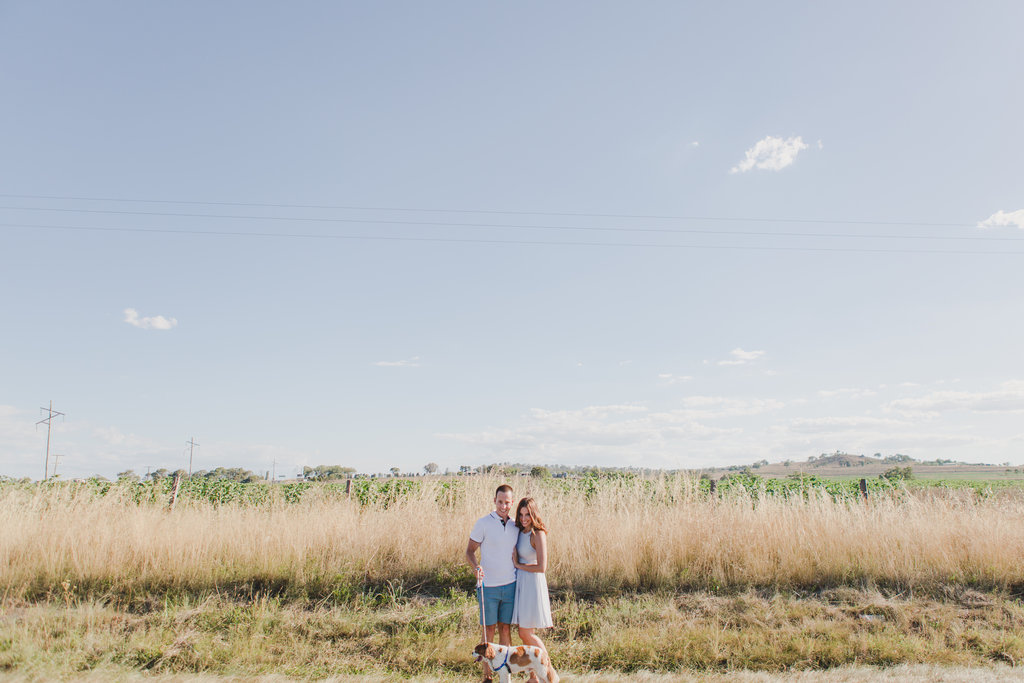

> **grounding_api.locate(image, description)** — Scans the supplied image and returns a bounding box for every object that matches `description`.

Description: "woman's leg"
[518,626,542,682]
[518,627,549,682]
[517,626,547,653]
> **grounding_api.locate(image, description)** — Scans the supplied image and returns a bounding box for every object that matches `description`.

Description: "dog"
[472,642,559,683]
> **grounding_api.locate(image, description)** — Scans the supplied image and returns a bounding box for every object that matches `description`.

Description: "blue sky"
[2,1,1023,479]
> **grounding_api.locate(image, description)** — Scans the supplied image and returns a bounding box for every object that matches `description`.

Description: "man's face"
[494,491,514,520]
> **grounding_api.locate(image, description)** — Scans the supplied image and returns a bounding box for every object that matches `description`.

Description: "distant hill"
[806,452,885,468]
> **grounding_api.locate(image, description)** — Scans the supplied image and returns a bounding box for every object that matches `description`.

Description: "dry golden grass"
[1,668,1022,682]
[2,476,1024,599]
[5,477,1024,678]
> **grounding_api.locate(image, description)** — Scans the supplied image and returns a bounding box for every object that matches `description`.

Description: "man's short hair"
[495,484,513,498]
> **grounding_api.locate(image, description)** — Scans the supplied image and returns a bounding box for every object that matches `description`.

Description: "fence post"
[709,479,717,496]
[168,472,182,511]
[859,478,868,503]
[345,479,352,497]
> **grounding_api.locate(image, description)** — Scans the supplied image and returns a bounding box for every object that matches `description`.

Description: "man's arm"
[466,538,484,580]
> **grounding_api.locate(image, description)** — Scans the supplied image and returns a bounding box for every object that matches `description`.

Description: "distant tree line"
[301,465,355,481]
[115,467,262,483]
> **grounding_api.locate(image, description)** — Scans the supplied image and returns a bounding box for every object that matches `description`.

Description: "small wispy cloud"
[786,415,911,433]
[676,396,785,418]
[818,387,878,399]
[658,373,693,385]
[93,425,162,450]
[374,356,420,368]
[437,403,735,455]
[123,308,177,331]
[730,135,808,173]
[884,381,1024,417]
[689,141,700,148]
[717,348,766,366]
[977,209,1024,229]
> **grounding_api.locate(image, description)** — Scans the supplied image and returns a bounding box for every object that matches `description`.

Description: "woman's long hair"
[514,497,548,534]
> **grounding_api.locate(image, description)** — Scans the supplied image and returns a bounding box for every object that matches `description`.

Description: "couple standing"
[466,484,553,682]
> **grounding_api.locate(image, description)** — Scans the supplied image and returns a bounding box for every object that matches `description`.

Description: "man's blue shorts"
[478,581,515,626]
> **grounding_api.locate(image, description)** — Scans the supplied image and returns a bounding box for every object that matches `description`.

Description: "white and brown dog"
[472,643,559,683]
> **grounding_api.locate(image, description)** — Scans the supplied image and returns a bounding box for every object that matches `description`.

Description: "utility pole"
[36,401,65,480]
[52,454,64,479]
[186,437,199,479]
[272,458,277,483]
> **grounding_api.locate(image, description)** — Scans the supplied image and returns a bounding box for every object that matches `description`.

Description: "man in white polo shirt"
[466,483,520,682]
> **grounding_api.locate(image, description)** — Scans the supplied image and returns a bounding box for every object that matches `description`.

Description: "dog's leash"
[477,575,510,675]
[477,576,487,645]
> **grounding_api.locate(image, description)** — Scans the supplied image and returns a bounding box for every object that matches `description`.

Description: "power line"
[0,192,984,228]
[0,204,1007,241]
[2,221,1021,255]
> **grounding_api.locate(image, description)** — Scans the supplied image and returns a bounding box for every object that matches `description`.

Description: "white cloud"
[437,403,738,464]
[674,396,785,418]
[123,308,177,331]
[818,387,878,399]
[718,348,766,366]
[92,426,162,450]
[437,397,784,468]
[977,209,1024,229]
[785,416,911,434]
[433,378,1024,469]
[690,141,700,147]
[884,381,1024,417]
[658,373,693,385]
[374,356,420,367]
[730,135,809,173]
[770,411,991,457]
[0,405,44,469]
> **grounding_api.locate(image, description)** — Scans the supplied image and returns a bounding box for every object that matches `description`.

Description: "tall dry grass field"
[2,476,1024,601]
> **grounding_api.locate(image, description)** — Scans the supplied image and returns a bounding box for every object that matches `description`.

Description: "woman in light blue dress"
[511,497,553,658]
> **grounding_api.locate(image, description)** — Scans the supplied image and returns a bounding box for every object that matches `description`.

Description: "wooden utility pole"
[168,471,182,511]
[36,401,65,480]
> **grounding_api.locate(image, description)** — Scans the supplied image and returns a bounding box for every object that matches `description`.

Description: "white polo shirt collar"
[471,509,520,587]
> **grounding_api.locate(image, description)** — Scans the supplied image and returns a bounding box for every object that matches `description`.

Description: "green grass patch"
[4,589,1024,679]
